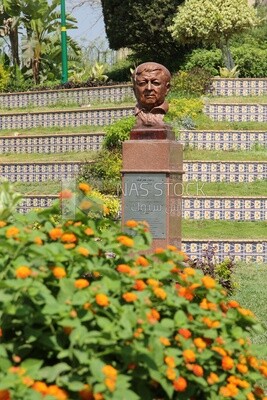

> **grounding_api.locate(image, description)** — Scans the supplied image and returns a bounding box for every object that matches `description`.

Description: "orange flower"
[64,243,76,249]
[194,338,207,349]
[22,376,34,386]
[166,368,176,381]
[49,228,63,240]
[46,385,68,400]
[122,292,138,302]
[133,327,143,338]
[147,279,159,288]
[102,365,117,378]
[79,183,91,193]
[63,326,73,335]
[228,300,240,308]
[117,264,132,274]
[61,233,77,243]
[160,337,171,346]
[202,276,216,289]
[178,328,191,339]
[200,298,217,311]
[154,247,164,254]
[0,390,10,400]
[74,279,89,289]
[237,363,248,374]
[167,245,177,251]
[95,294,109,307]
[117,235,134,247]
[15,266,32,279]
[177,250,189,261]
[247,393,256,400]
[79,384,93,400]
[77,247,90,256]
[212,346,227,357]
[220,383,238,397]
[79,200,92,210]
[203,317,220,329]
[104,378,116,392]
[192,364,203,377]
[59,189,73,199]
[183,349,196,363]
[153,287,167,300]
[52,267,66,279]
[135,256,149,267]
[147,309,160,324]
[173,376,187,392]
[125,220,138,228]
[32,381,49,395]
[34,236,43,245]
[237,307,254,317]
[84,227,94,236]
[93,394,104,400]
[183,267,195,276]
[207,372,219,385]
[0,221,7,228]
[177,286,194,301]
[222,356,234,371]
[165,356,175,368]
[133,280,147,291]
[6,226,19,238]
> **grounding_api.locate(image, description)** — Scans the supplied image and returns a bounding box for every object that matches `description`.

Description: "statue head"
[132,62,171,111]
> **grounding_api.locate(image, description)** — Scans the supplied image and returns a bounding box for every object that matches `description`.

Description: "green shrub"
[232,45,267,78]
[170,68,213,97]
[165,97,204,130]
[107,59,133,82]
[0,64,10,92]
[103,116,135,151]
[0,182,266,399]
[182,49,223,76]
[79,149,122,195]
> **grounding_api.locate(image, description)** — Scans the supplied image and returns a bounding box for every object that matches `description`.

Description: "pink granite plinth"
[121,134,183,252]
[130,126,175,141]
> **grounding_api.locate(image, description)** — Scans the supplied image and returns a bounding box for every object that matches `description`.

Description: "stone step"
[204,103,267,122]
[182,240,267,263]
[2,161,266,182]
[19,195,267,221]
[0,84,134,109]
[0,106,134,130]
[1,130,267,154]
[211,78,267,97]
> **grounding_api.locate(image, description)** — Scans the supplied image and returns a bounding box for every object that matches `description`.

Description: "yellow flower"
[153,287,167,300]
[0,221,7,228]
[202,276,216,289]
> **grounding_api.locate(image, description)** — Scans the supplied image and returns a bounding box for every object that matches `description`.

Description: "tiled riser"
[212,79,267,96]
[19,196,267,221]
[0,85,134,109]
[182,241,267,263]
[204,104,267,121]
[2,161,266,182]
[2,130,267,154]
[0,107,134,129]
[0,134,104,154]
[181,131,267,151]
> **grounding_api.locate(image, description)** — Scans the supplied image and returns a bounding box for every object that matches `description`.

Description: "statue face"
[134,69,170,111]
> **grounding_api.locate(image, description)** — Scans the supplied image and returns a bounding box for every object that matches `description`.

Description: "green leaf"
[41,363,71,382]
[174,310,187,326]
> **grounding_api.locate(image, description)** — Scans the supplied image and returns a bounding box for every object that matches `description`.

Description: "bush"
[165,97,204,130]
[0,183,266,399]
[107,59,133,83]
[103,116,135,152]
[170,68,213,97]
[181,49,223,77]
[0,64,10,92]
[79,150,122,195]
[232,45,267,78]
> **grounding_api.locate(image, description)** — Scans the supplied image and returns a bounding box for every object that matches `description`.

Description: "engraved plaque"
[123,173,166,238]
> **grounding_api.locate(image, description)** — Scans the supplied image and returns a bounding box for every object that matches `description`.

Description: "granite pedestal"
[121,127,184,250]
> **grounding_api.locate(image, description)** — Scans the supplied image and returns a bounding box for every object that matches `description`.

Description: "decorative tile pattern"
[183,197,267,221]
[0,107,134,129]
[0,85,134,109]
[183,161,267,182]
[18,196,57,213]
[211,78,267,96]
[2,161,266,183]
[182,240,267,263]
[0,133,105,154]
[180,130,267,151]
[204,103,267,122]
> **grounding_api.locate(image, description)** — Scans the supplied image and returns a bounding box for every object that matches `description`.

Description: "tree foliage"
[100,0,185,70]
[169,0,259,69]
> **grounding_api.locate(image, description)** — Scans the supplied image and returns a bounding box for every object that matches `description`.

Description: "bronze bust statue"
[132,62,171,128]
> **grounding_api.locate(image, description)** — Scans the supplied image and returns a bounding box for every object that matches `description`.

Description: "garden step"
[211,78,267,97]
[2,161,266,183]
[0,106,134,130]
[182,240,267,263]
[19,195,267,222]
[0,84,134,109]
[1,130,267,154]
[204,102,267,122]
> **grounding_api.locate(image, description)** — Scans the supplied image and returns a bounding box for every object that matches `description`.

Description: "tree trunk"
[220,40,235,70]
[9,25,20,66]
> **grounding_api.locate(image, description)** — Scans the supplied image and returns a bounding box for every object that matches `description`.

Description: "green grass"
[0,151,95,163]
[189,180,267,197]
[206,94,267,104]
[182,220,267,239]
[14,181,61,195]
[184,148,267,161]
[0,125,105,137]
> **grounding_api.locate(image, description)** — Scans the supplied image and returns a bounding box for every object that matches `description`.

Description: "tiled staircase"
[1,80,266,262]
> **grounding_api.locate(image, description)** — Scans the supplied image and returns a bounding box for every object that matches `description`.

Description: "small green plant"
[103,116,135,151]
[165,97,203,129]
[170,68,213,97]
[218,66,240,78]
[0,64,10,91]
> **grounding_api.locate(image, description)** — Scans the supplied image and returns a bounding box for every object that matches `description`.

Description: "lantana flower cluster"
[0,184,266,399]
